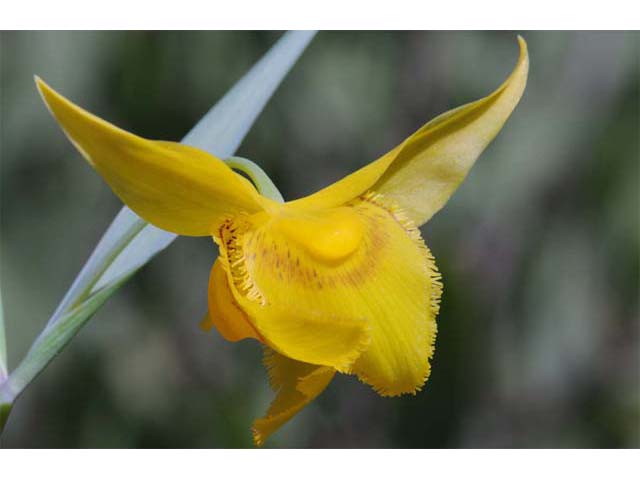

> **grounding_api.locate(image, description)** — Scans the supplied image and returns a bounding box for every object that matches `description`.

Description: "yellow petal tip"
[517,35,527,52]
[34,76,60,110]
[34,76,57,115]
[516,35,529,70]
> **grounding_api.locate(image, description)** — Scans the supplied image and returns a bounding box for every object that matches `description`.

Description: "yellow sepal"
[253,349,335,446]
[36,77,270,236]
[289,37,529,226]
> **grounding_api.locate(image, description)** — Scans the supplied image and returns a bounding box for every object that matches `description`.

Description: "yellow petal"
[346,193,442,395]
[215,210,371,372]
[36,77,270,236]
[216,193,442,395]
[202,259,261,342]
[253,349,335,446]
[289,37,529,226]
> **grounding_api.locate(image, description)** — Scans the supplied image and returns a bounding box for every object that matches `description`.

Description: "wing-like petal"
[36,78,269,236]
[289,37,529,226]
[253,349,335,446]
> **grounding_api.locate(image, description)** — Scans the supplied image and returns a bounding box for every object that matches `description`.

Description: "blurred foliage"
[0,31,638,448]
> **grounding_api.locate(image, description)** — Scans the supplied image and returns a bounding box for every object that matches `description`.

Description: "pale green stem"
[227,156,285,203]
[0,276,131,407]
[0,220,146,406]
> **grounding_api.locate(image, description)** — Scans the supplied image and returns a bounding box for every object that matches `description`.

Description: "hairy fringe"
[216,217,265,305]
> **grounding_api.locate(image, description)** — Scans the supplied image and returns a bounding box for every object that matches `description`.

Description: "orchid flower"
[35,37,528,446]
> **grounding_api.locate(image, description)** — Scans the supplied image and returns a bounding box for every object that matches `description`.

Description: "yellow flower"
[36,37,528,446]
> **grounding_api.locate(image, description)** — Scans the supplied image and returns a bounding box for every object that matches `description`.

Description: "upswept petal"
[215,193,441,395]
[288,37,529,226]
[36,77,271,236]
[253,349,335,446]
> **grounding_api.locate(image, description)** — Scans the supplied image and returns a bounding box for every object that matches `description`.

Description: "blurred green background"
[1,31,638,448]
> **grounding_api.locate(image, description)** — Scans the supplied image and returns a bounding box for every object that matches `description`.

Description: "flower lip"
[213,192,440,395]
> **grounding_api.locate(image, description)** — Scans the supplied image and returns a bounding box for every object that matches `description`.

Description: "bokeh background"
[1,31,638,448]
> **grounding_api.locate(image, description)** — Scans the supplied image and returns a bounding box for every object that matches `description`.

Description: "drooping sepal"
[253,349,335,446]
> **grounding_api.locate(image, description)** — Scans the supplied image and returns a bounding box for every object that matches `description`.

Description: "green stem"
[0,219,147,419]
[227,157,284,203]
[0,218,147,403]
[0,275,131,407]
